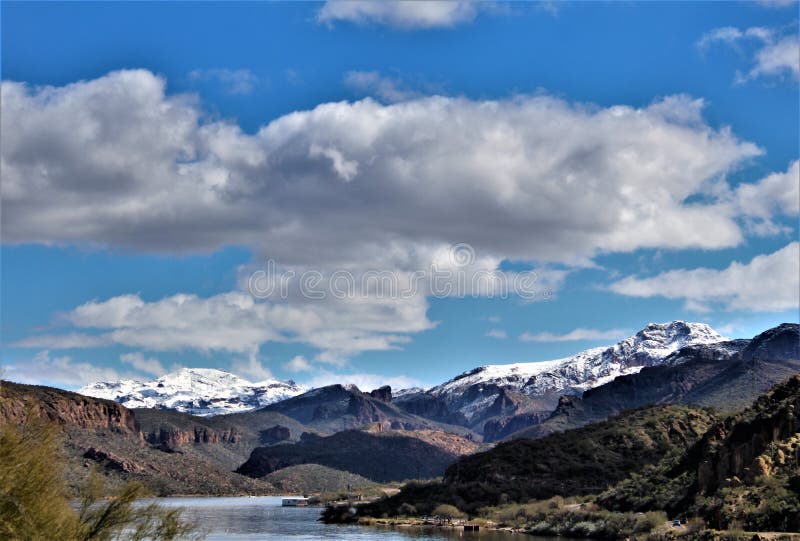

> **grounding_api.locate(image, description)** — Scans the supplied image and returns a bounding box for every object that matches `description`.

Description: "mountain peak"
[79,367,305,416]
[426,321,725,424]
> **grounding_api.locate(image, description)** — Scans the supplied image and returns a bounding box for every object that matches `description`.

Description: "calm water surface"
[151,496,555,540]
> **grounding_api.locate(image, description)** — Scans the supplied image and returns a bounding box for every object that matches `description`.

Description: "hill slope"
[598,374,800,531]
[352,404,717,515]
[0,380,275,496]
[237,427,480,483]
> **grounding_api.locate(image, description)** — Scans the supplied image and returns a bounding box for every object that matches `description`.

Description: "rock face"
[83,447,143,473]
[0,380,138,434]
[742,323,800,362]
[79,368,304,416]
[398,321,725,434]
[141,425,240,447]
[691,374,800,496]
[369,385,392,403]
[259,425,291,444]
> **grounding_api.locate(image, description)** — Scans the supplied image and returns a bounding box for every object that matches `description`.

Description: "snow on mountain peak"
[429,321,725,420]
[78,367,305,416]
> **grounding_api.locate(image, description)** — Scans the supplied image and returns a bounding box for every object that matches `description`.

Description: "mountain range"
[2,320,797,496]
[80,321,724,429]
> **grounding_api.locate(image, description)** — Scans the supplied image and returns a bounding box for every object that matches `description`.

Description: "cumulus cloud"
[519,327,630,342]
[747,36,800,81]
[285,355,313,372]
[2,351,123,389]
[609,242,800,313]
[230,357,274,381]
[485,329,508,339]
[188,68,258,95]
[1,71,768,269]
[730,160,800,235]
[698,26,799,82]
[29,290,433,364]
[318,0,479,29]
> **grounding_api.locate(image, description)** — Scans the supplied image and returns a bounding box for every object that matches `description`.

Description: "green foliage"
[0,417,77,540]
[263,463,375,494]
[600,375,800,532]
[480,497,667,538]
[0,416,200,540]
[432,504,466,520]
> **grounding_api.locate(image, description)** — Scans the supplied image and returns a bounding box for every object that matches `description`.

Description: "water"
[150,496,546,540]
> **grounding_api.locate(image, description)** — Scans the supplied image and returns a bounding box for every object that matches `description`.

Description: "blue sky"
[1,1,798,391]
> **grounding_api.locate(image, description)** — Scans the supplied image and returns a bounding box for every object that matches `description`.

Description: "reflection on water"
[149,496,552,540]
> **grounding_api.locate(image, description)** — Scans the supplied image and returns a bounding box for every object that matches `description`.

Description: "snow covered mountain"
[79,368,305,416]
[396,321,725,427]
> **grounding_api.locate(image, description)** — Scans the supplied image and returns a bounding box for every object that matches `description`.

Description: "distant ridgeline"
[0,322,797,499]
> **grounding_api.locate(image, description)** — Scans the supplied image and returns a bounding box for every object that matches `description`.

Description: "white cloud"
[285,355,313,372]
[188,68,258,95]
[747,36,800,81]
[730,160,800,235]
[485,329,508,339]
[318,0,479,29]
[32,290,433,364]
[1,71,766,269]
[230,357,273,382]
[119,352,167,377]
[698,26,799,82]
[343,71,419,102]
[302,370,423,392]
[2,351,123,389]
[609,242,800,313]
[519,327,630,342]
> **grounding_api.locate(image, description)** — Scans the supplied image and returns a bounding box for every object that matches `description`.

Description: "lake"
[150,496,551,540]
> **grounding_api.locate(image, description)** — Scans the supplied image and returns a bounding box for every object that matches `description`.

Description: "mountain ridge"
[79,367,305,416]
[396,321,725,432]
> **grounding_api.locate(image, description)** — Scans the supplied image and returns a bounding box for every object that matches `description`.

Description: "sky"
[1,1,798,392]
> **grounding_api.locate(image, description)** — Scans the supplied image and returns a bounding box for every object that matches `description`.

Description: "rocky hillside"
[0,380,275,496]
[598,374,800,532]
[0,379,481,495]
[261,383,476,437]
[396,321,724,432]
[508,323,799,441]
[351,404,717,516]
[237,427,480,483]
